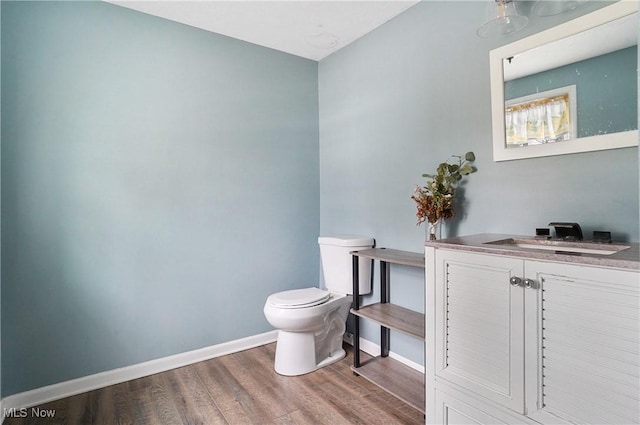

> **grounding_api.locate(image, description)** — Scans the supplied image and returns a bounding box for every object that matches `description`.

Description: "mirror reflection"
[490,3,639,161]
[502,12,637,149]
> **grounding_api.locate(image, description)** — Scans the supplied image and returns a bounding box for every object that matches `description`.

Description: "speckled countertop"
[425,233,640,271]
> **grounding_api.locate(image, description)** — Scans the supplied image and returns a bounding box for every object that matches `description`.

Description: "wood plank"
[141,374,184,425]
[85,380,140,425]
[217,346,293,420]
[128,375,163,425]
[194,355,266,424]
[161,366,228,424]
[351,303,425,339]
[351,356,425,414]
[351,248,425,268]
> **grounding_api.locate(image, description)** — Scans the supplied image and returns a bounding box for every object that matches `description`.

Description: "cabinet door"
[434,388,530,425]
[524,261,640,424]
[434,250,525,413]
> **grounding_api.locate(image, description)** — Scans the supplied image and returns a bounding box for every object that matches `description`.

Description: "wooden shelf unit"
[351,303,424,340]
[350,248,426,414]
[351,356,425,413]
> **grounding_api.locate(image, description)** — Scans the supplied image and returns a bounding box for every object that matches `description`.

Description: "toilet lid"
[267,287,331,308]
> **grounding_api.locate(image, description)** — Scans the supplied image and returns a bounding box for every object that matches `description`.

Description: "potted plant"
[411,152,476,240]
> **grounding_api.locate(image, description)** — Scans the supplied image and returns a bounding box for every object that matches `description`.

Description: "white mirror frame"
[490,2,639,162]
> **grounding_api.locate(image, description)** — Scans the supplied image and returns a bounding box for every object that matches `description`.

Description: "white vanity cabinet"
[426,246,640,425]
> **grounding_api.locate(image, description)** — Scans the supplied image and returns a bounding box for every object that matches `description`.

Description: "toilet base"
[274,330,346,376]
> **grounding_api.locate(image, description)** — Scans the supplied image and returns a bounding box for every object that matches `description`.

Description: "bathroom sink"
[484,238,630,256]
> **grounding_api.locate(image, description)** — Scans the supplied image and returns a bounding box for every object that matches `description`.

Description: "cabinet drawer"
[434,388,536,425]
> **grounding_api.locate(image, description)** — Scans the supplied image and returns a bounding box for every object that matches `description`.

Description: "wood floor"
[4,344,424,425]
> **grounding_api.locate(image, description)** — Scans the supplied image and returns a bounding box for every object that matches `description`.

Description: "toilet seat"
[267,287,331,309]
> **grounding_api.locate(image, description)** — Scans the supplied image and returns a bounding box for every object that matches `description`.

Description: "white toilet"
[263,235,373,376]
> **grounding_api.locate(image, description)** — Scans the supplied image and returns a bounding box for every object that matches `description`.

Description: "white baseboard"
[389,350,424,374]
[355,337,425,374]
[1,330,278,417]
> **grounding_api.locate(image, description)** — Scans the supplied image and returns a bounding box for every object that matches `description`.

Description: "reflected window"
[505,86,576,147]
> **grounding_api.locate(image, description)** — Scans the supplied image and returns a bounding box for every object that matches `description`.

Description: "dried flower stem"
[411,152,476,226]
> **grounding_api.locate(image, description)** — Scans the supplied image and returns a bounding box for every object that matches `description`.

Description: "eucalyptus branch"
[411,152,476,226]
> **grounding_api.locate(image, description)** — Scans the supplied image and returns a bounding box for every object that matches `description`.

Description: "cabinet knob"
[523,278,535,289]
[509,276,522,287]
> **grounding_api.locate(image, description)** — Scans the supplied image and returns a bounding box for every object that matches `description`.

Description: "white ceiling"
[106,0,420,61]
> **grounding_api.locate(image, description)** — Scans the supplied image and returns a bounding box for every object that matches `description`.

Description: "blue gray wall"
[2,1,319,396]
[318,1,638,364]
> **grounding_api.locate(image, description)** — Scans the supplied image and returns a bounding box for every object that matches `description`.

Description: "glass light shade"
[532,0,585,17]
[477,0,529,38]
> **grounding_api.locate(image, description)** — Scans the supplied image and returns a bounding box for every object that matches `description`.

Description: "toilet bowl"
[263,236,374,376]
[264,288,352,375]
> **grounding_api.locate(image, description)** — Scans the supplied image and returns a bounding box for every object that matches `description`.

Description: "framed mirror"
[490,2,638,161]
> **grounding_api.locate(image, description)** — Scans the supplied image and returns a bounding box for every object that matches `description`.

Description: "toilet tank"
[318,236,374,295]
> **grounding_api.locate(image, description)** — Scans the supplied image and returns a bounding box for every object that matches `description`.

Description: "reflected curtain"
[505,94,572,146]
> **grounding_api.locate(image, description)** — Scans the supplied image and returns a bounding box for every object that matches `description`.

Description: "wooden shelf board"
[351,248,425,268]
[351,356,425,414]
[351,303,425,340]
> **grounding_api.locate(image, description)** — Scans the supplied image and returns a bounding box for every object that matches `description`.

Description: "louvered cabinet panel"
[433,386,542,425]
[524,261,640,425]
[434,250,525,413]
[434,388,536,425]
